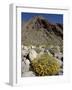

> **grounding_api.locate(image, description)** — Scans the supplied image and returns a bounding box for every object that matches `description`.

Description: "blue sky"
[21,12,63,24]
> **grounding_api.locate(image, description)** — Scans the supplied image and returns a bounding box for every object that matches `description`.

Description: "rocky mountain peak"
[22,15,63,48]
[25,15,50,30]
[33,15,45,20]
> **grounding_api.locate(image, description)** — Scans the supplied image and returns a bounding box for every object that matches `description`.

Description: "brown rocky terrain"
[21,16,63,52]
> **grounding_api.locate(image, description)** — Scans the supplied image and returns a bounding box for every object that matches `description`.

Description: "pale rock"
[29,49,38,61]
[21,58,30,73]
[21,45,28,50]
[22,71,35,77]
[21,50,29,57]
[54,52,63,60]
[23,46,28,50]
[31,45,36,49]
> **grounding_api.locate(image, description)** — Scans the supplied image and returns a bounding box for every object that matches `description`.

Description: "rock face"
[29,49,38,61]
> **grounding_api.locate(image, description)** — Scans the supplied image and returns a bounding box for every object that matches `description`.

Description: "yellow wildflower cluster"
[31,54,60,76]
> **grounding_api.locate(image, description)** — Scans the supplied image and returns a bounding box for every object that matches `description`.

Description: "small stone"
[31,45,36,49]
[54,52,63,60]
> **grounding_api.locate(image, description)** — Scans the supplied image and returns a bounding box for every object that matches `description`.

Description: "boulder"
[22,71,35,77]
[29,49,38,61]
[21,45,28,50]
[23,46,28,50]
[21,57,30,74]
[21,50,29,57]
[54,52,63,60]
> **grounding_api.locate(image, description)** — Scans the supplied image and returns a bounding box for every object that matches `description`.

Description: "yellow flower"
[31,53,61,76]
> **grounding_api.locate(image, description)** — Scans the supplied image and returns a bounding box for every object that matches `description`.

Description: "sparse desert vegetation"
[21,15,63,77]
[21,45,63,77]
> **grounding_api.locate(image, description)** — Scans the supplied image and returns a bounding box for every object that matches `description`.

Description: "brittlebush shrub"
[31,54,60,76]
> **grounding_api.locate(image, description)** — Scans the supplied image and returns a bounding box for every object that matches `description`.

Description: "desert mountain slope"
[21,16,63,49]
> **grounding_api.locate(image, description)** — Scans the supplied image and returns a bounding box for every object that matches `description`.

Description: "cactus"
[31,54,61,76]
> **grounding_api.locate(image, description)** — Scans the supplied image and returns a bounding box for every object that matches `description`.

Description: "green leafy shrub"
[31,54,60,76]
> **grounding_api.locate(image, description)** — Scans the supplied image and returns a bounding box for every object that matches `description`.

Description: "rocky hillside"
[21,45,63,77]
[21,16,63,52]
